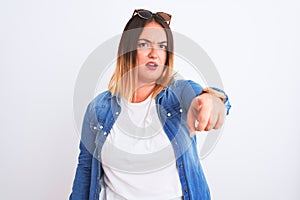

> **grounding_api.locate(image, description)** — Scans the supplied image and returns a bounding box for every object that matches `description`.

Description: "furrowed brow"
[138,39,151,43]
[138,39,167,44]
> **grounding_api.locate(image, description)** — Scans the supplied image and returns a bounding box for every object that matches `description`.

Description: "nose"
[148,46,158,59]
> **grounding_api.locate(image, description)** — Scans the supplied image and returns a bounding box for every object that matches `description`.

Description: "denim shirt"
[70,79,231,200]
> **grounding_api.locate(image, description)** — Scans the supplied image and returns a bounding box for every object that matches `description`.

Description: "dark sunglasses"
[132,9,172,25]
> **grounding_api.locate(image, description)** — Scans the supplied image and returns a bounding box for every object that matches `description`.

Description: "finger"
[214,108,226,129]
[187,105,197,137]
[187,99,201,137]
[197,103,210,131]
[205,110,217,131]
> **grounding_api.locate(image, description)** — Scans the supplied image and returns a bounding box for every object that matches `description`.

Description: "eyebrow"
[138,39,167,44]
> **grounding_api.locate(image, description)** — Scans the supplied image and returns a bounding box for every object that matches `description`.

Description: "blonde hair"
[108,16,174,102]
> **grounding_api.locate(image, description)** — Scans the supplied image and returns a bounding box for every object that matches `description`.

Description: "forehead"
[139,22,167,42]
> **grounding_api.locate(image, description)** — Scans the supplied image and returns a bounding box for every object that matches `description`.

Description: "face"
[136,21,167,86]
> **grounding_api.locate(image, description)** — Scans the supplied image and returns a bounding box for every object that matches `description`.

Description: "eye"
[137,42,150,49]
[159,44,167,50]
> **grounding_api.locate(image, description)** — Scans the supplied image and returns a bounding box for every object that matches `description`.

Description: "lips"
[145,62,158,70]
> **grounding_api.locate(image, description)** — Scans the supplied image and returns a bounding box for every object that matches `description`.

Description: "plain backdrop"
[1,0,300,199]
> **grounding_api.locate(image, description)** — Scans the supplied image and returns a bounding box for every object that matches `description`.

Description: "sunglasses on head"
[132,9,172,25]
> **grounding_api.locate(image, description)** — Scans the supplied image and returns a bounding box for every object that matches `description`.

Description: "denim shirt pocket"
[162,102,183,120]
[159,102,183,135]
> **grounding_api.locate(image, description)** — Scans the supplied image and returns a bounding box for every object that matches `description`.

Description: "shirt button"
[179,164,183,168]
[115,111,119,115]
[174,141,178,145]
[103,132,107,136]
[179,108,183,113]
[167,112,171,117]
[184,189,188,193]
[99,125,104,129]
[93,126,97,130]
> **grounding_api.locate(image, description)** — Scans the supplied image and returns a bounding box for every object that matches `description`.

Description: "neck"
[132,83,156,103]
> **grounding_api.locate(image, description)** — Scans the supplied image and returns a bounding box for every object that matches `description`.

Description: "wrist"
[200,87,226,102]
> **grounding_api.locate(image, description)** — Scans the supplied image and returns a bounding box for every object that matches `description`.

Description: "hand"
[187,93,226,137]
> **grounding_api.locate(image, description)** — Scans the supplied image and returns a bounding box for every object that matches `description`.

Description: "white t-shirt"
[100,96,183,200]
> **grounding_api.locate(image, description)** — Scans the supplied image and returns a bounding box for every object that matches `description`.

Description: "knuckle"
[214,123,221,129]
[204,125,211,131]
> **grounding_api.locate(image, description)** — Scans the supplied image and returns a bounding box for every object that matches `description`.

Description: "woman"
[70,9,231,200]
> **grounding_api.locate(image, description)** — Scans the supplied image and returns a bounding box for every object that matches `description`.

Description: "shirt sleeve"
[69,102,97,200]
[173,80,231,115]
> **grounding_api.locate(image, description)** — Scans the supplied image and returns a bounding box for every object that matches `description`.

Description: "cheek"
[160,51,167,64]
[136,51,147,65]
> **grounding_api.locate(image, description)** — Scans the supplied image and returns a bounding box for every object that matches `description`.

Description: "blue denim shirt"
[70,79,231,200]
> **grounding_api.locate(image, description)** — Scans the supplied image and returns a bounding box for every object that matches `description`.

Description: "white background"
[1,0,300,199]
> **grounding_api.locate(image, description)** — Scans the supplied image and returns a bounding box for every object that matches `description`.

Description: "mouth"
[145,62,158,70]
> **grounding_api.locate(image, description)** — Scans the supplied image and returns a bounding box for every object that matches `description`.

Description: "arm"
[179,80,231,137]
[69,103,97,200]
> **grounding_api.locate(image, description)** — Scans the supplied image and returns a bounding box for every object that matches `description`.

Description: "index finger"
[187,102,200,137]
[196,102,211,131]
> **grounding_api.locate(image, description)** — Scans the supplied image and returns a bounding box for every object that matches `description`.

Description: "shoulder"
[93,90,112,105]
[86,90,112,112]
[82,90,114,123]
